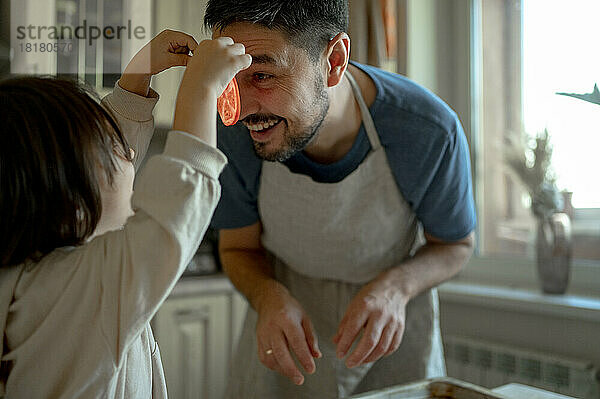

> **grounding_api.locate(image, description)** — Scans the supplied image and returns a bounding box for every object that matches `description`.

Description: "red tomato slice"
[217,78,240,126]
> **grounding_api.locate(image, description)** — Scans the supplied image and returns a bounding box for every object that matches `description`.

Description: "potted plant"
[505,129,572,294]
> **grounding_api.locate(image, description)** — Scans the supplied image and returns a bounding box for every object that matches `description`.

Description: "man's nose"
[237,80,260,121]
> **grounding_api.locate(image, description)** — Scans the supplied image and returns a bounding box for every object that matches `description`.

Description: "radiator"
[444,335,600,398]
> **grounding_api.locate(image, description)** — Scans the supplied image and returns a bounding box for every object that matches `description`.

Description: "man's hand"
[218,223,322,385]
[333,278,407,369]
[255,282,322,385]
[333,232,474,369]
[120,29,199,96]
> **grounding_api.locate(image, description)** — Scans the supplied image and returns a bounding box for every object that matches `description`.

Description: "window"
[57,0,125,88]
[8,0,150,89]
[523,1,600,211]
[475,0,600,264]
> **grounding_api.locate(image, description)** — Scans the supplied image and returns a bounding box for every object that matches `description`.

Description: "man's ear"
[325,32,350,87]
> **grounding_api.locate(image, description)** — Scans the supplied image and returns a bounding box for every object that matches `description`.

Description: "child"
[0,30,251,398]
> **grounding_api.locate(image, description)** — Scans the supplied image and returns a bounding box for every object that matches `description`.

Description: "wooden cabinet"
[153,276,247,399]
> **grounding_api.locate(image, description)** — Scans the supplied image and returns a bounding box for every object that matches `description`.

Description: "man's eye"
[253,73,273,82]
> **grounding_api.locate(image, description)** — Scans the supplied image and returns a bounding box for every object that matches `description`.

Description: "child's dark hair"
[0,76,132,267]
[204,0,349,62]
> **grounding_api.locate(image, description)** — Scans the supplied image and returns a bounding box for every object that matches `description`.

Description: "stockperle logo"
[16,20,147,47]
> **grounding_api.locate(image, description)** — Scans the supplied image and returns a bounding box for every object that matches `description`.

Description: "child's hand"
[173,37,252,145]
[180,37,252,100]
[120,29,198,97]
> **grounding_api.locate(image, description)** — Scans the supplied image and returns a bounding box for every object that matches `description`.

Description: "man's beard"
[253,75,329,162]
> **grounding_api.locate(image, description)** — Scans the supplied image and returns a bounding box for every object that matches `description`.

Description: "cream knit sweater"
[0,82,227,398]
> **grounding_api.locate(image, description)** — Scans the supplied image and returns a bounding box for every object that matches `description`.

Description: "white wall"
[406,0,438,92]
[152,0,210,127]
[440,297,600,367]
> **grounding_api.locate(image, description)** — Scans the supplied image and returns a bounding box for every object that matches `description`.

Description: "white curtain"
[348,0,390,67]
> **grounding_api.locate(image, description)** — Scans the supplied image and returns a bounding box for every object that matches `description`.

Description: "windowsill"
[458,256,600,297]
[439,281,600,323]
[439,256,600,322]
[496,218,600,242]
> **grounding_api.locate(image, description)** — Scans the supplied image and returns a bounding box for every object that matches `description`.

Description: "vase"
[536,212,572,294]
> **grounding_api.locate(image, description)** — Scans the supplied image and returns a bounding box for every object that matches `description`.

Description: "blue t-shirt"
[211,62,476,241]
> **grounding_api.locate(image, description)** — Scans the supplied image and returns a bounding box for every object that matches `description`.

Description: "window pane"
[523,0,600,209]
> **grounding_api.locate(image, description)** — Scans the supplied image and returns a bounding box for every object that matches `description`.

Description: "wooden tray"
[350,377,508,399]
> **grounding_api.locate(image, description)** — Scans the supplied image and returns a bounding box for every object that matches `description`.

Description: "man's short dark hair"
[204,0,349,61]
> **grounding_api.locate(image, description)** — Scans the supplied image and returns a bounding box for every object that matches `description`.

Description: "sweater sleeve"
[91,85,228,366]
[101,81,159,171]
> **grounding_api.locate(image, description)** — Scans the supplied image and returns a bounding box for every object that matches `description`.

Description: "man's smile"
[245,118,284,143]
[243,117,283,133]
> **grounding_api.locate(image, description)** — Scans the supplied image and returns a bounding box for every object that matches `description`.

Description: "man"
[205,1,476,398]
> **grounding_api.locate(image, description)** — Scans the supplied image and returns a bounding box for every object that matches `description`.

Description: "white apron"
[225,71,445,399]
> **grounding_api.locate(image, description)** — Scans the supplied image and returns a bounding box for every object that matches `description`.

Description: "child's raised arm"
[102,30,200,172]
[93,35,250,364]
[120,29,199,98]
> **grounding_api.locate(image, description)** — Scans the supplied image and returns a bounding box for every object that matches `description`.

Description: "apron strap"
[346,71,382,151]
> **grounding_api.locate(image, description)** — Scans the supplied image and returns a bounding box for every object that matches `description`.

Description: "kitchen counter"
[170,273,235,298]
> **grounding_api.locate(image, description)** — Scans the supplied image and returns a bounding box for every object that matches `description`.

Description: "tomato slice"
[217,78,240,126]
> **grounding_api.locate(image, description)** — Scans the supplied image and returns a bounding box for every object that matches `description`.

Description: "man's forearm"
[219,248,289,312]
[373,233,475,302]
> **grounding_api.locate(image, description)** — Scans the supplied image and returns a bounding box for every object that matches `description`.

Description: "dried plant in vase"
[504,129,571,294]
[504,128,563,219]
